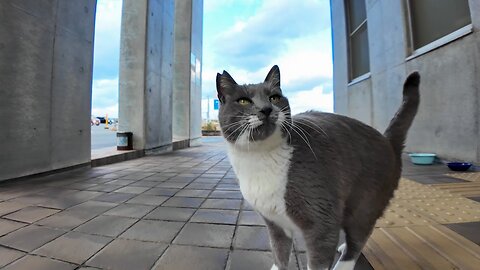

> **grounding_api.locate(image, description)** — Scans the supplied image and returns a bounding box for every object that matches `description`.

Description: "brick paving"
[0,141,308,269]
[0,139,478,269]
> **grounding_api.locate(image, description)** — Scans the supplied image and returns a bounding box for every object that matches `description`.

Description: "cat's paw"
[337,243,346,253]
[271,264,279,270]
[332,260,356,270]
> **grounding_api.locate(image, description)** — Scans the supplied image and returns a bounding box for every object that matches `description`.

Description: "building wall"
[0,0,96,181]
[119,0,175,153]
[331,0,480,162]
[172,0,203,146]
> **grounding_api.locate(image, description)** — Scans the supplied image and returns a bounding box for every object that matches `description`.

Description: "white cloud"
[95,0,123,33]
[92,78,119,118]
[288,86,333,115]
[92,104,118,119]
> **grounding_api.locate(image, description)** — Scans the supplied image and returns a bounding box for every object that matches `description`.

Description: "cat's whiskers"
[294,116,328,138]
[222,121,244,134]
[282,120,317,159]
[225,121,248,141]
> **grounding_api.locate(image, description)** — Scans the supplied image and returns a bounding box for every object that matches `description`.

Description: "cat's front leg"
[303,225,339,270]
[264,218,292,270]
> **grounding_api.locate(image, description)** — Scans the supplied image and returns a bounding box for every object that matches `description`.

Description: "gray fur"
[216,66,420,269]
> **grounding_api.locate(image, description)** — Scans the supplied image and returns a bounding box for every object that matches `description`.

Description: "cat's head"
[216,65,292,148]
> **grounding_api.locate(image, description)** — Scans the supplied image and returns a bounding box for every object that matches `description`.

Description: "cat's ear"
[216,70,237,104]
[264,65,280,89]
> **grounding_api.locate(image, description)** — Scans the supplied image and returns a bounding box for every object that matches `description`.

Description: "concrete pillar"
[0,0,96,181]
[173,0,203,146]
[119,0,175,153]
[190,0,203,146]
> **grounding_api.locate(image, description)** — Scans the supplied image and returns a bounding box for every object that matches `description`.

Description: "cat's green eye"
[269,95,282,103]
[237,98,252,105]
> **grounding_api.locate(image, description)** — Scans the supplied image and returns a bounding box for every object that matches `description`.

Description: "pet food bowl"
[409,153,436,165]
[446,162,472,171]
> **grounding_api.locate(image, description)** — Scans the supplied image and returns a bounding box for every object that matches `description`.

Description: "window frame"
[405,0,473,61]
[345,0,371,83]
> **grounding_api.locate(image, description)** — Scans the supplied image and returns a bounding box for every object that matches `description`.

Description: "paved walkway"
[0,139,479,269]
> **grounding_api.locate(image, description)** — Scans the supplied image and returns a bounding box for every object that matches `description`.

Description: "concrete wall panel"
[0,0,96,180]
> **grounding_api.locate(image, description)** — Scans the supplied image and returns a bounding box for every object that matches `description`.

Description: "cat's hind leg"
[264,219,293,270]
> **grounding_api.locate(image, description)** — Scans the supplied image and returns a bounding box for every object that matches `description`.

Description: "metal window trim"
[347,72,371,87]
[406,24,473,61]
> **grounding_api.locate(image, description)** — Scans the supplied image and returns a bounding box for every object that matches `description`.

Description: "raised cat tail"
[384,72,420,159]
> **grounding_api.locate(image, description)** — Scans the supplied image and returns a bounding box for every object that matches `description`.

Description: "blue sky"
[92,0,333,119]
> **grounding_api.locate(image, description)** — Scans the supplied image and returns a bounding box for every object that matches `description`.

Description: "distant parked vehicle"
[96,117,113,124]
[91,117,100,126]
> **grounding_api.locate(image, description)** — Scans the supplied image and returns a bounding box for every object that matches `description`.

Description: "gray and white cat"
[216,65,420,270]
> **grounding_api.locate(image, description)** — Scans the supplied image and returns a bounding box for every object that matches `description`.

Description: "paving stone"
[191,209,239,224]
[174,189,211,198]
[34,231,111,264]
[129,181,159,187]
[153,245,228,270]
[201,199,242,210]
[242,201,254,210]
[120,220,184,243]
[0,202,28,216]
[86,184,123,192]
[467,196,480,203]
[105,179,137,186]
[156,182,190,189]
[238,211,265,226]
[228,250,298,270]
[220,179,238,184]
[37,201,117,229]
[202,173,225,178]
[445,221,480,245]
[114,186,150,194]
[193,178,221,184]
[0,224,65,252]
[3,206,59,223]
[35,210,98,230]
[86,239,167,270]
[234,226,271,250]
[3,255,76,270]
[185,183,217,190]
[92,192,136,203]
[74,215,138,237]
[126,194,169,206]
[162,197,204,208]
[0,219,26,237]
[0,246,25,268]
[173,223,235,248]
[209,190,244,199]
[103,204,155,218]
[39,190,105,209]
[216,184,240,190]
[145,207,195,221]
[144,188,180,196]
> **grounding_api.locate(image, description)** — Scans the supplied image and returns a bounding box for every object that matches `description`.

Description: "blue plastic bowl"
[447,162,472,171]
[409,153,436,165]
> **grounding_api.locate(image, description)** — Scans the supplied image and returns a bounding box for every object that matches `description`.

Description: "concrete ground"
[0,140,478,269]
[91,124,117,150]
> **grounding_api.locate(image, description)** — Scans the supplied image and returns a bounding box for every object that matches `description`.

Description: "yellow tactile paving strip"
[448,172,480,182]
[364,176,480,269]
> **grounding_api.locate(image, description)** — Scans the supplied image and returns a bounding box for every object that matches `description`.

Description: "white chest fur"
[227,133,298,235]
